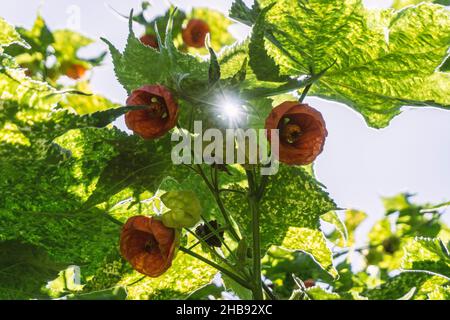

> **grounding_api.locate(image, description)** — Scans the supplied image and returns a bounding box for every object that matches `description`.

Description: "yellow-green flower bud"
[161,191,202,228]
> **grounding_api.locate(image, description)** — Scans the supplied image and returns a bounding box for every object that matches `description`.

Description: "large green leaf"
[257,0,450,128]
[364,272,448,300]
[392,0,450,9]
[0,241,64,299]
[223,165,337,274]
[401,237,450,279]
[82,132,186,210]
[120,252,216,300]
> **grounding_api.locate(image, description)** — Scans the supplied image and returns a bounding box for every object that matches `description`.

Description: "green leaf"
[259,1,450,128]
[262,246,334,298]
[322,211,348,247]
[208,44,221,86]
[440,54,450,72]
[119,245,216,299]
[33,105,146,141]
[229,0,261,26]
[0,17,27,48]
[249,4,290,82]
[305,287,341,300]
[281,227,338,278]
[218,40,250,80]
[0,241,65,299]
[53,29,93,70]
[83,133,187,210]
[102,18,209,95]
[223,165,337,272]
[186,277,225,300]
[401,237,450,279]
[246,97,273,129]
[64,286,128,300]
[383,193,415,215]
[61,81,120,114]
[364,272,448,300]
[392,0,450,9]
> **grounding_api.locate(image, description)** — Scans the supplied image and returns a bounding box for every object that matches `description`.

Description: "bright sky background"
[1,0,449,247]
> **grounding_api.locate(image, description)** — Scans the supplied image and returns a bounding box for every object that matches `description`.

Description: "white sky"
[1,0,449,245]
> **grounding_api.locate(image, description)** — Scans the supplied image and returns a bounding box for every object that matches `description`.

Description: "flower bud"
[161,191,202,228]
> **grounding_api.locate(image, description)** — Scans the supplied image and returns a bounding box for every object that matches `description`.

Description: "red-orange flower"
[125,85,179,139]
[182,19,210,48]
[303,279,316,288]
[140,34,159,49]
[265,102,327,165]
[120,216,177,277]
[65,64,87,80]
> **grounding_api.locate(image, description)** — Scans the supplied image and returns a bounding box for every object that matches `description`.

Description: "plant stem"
[299,84,312,103]
[262,282,278,300]
[196,164,241,241]
[246,170,264,300]
[179,247,251,290]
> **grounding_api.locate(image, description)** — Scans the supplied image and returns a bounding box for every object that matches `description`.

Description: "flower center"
[192,29,203,43]
[144,234,158,253]
[281,123,303,144]
[147,97,168,119]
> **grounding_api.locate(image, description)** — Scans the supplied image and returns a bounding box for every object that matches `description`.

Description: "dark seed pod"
[195,220,224,247]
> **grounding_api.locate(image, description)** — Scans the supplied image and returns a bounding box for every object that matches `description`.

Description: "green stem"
[196,165,241,241]
[179,247,251,290]
[262,282,278,300]
[246,170,264,300]
[299,84,313,103]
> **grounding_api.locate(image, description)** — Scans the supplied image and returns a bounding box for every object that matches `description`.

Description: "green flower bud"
[161,191,202,228]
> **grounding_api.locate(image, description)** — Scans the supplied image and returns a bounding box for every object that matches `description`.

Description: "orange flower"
[120,216,177,277]
[182,19,210,48]
[125,85,179,139]
[65,64,87,80]
[140,34,159,49]
[265,102,327,165]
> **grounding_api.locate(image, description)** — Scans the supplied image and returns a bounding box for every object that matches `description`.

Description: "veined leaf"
[62,81,120,114]
[249,4,290,82]
[0,17,28,48]
[322,211,348,247]
[223,165,337,273]
[258,1,450,128]
[364,272,448,300]
[102,16,209,95]
[229,0,261,26]
[392,0,450,9]
[82,134,187,210]
[0,241,64,299]
[282,227,338,278]
[401,237,450,279]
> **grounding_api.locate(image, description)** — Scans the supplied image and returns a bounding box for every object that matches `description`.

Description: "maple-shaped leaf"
[253,0,450,128]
